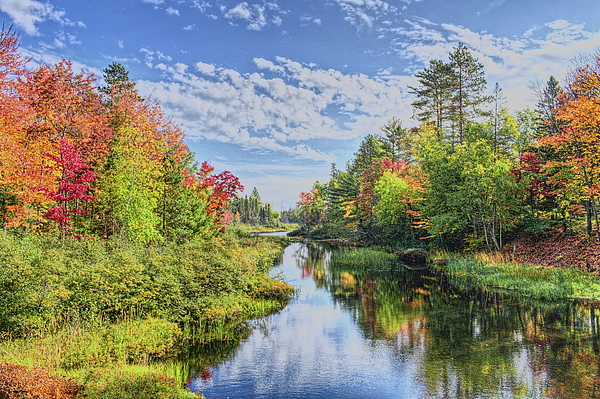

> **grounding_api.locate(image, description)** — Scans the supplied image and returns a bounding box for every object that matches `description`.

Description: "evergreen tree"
[408,59,456,137]
[533,75,564,139]
[448,42,491,143]
[379,118,413,163]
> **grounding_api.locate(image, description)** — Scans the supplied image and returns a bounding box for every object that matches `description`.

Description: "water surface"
[189,241,600,399]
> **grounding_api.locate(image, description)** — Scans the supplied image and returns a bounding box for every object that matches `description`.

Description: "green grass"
[331,248,398,272]
[436,252,600,300]
[225,223,298,235]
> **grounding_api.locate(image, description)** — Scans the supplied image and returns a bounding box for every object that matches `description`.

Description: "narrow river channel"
[188,239,600,399]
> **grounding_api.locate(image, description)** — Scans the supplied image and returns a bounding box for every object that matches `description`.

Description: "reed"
[437,252,600,300]
[331,248,398,272]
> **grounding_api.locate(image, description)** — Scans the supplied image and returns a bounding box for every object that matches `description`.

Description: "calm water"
[188,241,600,399]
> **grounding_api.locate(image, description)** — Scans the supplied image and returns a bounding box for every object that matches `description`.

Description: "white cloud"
[225,2,253,20]
[135,58,414,161]
[225,2,266,30]
[166,7,180,16]
[0,0,82,36]
[546,20,570,30]
[140,48,172,68]
[223,1,284,31]
[336,0,396,31]
[195,61,216,75]
[253,57,285,73]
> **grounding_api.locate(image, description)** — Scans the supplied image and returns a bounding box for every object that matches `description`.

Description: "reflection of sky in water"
[189,242,588,399]
[190,242,423,398]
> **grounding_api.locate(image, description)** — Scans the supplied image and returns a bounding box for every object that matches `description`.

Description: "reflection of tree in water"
[292,242,335,287]
[310,242,600,399]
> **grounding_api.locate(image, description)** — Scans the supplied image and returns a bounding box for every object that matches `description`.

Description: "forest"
[295,42,600,262]
[0,27,244,244]
[1,19,600,397]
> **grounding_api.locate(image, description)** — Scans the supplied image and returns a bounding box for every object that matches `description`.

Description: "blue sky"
[1,0,598,210]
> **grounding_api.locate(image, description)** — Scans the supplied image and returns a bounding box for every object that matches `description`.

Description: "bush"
[0,231,293,333]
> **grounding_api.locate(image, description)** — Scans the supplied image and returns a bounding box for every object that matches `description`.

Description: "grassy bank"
[330,246,600,301]
[435,252,600,300]
[0,232,293,398]
[226,223,298,235]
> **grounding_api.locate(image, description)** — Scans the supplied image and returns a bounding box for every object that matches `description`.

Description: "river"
[188,239,600,399]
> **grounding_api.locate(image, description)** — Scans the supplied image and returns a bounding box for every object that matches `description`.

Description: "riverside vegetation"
[0,230,293,398]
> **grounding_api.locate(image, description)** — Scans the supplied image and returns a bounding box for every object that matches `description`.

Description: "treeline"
[229,187,280,226]
[0,28,243,243]
[296,43,600,251]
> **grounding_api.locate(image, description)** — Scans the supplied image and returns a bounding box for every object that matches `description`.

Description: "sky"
[0,0,598,210]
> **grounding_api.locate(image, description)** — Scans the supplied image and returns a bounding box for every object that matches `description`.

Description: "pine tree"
[408,59,455,137]
[533,75,564,139]
[379,117,413,163]
[448,42,491,143]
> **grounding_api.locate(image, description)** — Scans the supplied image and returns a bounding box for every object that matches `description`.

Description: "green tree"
[379,118,414,163]
[409,59,456,137]
[532,75,564,139]
[448,42,491,143]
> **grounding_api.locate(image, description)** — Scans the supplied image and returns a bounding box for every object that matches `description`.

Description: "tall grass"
[436,252,600,300]
[331,248,398,272]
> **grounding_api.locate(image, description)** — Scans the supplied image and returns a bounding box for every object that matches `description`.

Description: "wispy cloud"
[140,48,172,68]
[0,0,83,36]
[166,7,180,16]
[335,0,397,31]
[222,1,283,31]
[389,17,600,109]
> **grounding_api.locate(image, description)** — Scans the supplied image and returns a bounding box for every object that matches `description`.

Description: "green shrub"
[0,231,292,332]
[56,318,183,369]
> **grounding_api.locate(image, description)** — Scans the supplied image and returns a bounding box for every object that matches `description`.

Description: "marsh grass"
[225,223,298,235]
[331,248,398,272]
[437,252,600,300]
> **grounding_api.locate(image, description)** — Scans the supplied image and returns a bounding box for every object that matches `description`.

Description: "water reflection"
[188,242,600,399]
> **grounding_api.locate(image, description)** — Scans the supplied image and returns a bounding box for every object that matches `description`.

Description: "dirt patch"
[0,362,80,399]
[507,230,600,271]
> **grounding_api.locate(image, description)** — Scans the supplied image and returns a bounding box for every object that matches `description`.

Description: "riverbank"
[507,229,600,271]
[327,235,600,300]
[0,231,293,398]
[436,251,600,300]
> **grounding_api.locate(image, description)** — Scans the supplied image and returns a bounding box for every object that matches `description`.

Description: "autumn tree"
[297,182,326,232]
[0,27,35,226]
[40,138,97,236]
[538,51,600,239]
[95,63,189,242]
